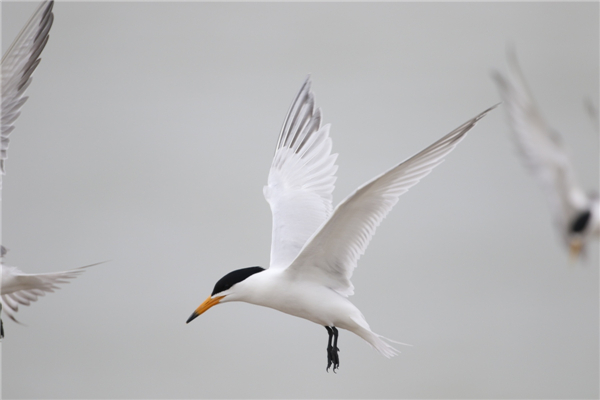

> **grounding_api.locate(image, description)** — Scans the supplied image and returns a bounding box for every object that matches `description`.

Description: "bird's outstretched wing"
[1,0,54,185]
[493,49,588,231]
[0,262,101,323]
[286,105,497,296]
[264,77,338,269]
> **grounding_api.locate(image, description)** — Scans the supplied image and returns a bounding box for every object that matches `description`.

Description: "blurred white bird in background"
[187,77,497,371]
[493,49,599,261]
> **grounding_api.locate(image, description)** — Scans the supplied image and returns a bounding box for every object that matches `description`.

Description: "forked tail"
[350,316,411,358]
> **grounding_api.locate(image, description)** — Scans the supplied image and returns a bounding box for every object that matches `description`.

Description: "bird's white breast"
[233,268,362,329]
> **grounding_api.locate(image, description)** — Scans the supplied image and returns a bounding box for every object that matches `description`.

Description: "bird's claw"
[326,345,340,373]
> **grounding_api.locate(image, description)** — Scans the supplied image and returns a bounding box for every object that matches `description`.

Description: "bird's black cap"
[571,210,591,234]
[211,266,265,296]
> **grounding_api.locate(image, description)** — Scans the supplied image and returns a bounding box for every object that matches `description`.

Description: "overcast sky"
[1,1,598,399]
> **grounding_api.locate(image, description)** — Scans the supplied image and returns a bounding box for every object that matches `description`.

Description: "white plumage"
[493,49,599,259]
[187,77,497,370]
[1,246,99,324]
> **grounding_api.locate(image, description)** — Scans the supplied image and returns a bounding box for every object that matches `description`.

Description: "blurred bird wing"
[493,49,588,229]
[584,98,599,133]
[591,197,600,236]
[286,105,497,296]
[0,261,101,323]
[1,0,54,183]
[264,77,338,269]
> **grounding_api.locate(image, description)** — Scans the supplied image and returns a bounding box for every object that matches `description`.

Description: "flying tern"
[186,77,496,371]
[493,50,599,260]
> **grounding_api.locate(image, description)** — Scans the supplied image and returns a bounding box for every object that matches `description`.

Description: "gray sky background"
[1,2,598,399]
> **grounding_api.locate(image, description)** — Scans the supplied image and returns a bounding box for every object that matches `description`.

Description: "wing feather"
[1,262,102,323]
[1,0,54,185]
[264,77,338,269]
[286,105,497,296]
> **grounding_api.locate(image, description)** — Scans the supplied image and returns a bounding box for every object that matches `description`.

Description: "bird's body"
[228,268,360,327]
[493,49,600,259]
[239,270,349,325]
[187,77,496,370]
[230,268,399,357]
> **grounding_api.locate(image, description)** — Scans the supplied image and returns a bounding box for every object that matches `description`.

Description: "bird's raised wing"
[264,77,338,269]
[1,0,54,185]
[0,262,100,323]
[493,49,588,230]
[286,105,497,296]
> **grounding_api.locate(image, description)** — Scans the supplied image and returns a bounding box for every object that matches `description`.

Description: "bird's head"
[186,266,265,324]
[568,209,592,262]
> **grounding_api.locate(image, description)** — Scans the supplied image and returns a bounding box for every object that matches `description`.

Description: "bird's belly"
[246,282,359,328]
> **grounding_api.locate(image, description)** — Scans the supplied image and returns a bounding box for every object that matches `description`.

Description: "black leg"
[325,326,333,371]
[0,303,4,339]
[332,327,340,371]
[325,326,340,372]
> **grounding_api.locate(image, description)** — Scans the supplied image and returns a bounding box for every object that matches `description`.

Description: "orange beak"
[186,295,225,324]
[569,239,583,264]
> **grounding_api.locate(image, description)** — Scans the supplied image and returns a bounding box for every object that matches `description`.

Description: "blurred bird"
[493,49,599,261]
[186,77,496,371]
[1,246,102,329]
[1,0,54,189]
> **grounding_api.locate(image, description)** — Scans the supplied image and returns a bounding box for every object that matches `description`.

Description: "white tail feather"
[349,316,411,358]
